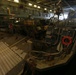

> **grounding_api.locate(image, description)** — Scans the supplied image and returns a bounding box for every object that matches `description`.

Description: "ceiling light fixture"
[14,0,19,3]
[50,10,52,12]
[34,5,37,7]
[44,8,47,10]
[37,6,40,8]
[28,3,32,6]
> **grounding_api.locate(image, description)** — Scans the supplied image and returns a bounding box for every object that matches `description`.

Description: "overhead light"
[28,3,32,6]
[37,6,40,8]
[34,5,37,7]
[44,8,47,10]
[14,0,19,3]
[50,10,52,12]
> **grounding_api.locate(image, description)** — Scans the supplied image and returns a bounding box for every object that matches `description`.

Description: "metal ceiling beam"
[63,0,75,11]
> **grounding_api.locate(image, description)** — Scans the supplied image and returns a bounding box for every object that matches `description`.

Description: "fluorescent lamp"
[34,5,37,7]
[44,8,47,10]
[28,3,32,6]
[38,6,40,8]
[50,10,52,12]
[14,0,19,3]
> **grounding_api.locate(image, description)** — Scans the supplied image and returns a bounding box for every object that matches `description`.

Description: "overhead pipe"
[63,0,75,11]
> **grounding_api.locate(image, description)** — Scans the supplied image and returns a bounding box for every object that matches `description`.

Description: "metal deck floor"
[0,32,32,75]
